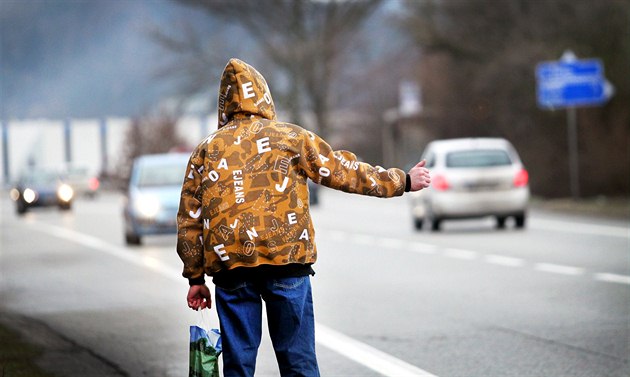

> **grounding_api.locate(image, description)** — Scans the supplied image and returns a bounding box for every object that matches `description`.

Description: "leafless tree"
[166,0,382,138]
[116,109,188,189]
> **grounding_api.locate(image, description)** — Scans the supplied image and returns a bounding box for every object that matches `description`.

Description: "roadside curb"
[0,311,128,377]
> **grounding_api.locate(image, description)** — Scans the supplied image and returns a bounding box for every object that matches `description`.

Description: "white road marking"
[534,263,584,276]
[317,324,438,377]
[322,229,630,286]
[594,273,630,285]
[484,254,524,267]
[33,223,183,283]
[531,219,629,239]
[410,242,439,255]
[444,248,478,260]
[377,237,406,249]
[30,221,437,377]
[351,234,377,245]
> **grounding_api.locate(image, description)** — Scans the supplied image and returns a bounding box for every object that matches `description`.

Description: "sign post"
[536,50,614,199]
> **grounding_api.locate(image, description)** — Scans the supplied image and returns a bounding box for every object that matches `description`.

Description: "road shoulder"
[0,311,128,377]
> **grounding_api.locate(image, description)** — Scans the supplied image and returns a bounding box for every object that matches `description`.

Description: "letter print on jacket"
[177,58,406,281]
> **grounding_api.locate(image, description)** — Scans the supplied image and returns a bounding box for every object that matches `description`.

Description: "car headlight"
[57,184,74,202]
[9,188,20,201]
[135,196,160,218]
[23,188,37,203]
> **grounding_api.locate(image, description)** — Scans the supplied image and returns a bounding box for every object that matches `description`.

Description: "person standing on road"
[177,58,431,377]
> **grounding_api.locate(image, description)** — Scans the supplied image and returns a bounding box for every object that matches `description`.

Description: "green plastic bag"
[189,310,222,377]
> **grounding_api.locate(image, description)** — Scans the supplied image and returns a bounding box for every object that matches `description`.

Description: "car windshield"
[22,171,59,185]
[446,149,512,168]
[136,162,185,187]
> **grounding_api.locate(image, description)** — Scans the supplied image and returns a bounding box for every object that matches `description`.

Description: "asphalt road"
[1,189,628,377]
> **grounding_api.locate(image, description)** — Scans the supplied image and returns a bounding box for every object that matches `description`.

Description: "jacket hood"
[217,58,276,128]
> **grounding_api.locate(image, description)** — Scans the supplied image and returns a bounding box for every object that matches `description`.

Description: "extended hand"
[187,284,212,310]
[408,160,431,192]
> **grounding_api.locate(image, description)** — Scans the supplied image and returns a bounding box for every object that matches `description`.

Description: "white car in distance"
[410,138,530,231]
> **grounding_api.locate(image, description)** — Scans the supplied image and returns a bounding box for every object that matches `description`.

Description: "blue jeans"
[214,275,320,377]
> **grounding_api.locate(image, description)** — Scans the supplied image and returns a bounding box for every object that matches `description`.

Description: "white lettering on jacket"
[288,212,297,225]
[275,177,289,192]
[213,244,230,261]
[233,170,245,204]
[217,158,228,170]
[189,207,201,218]
[208,170,219,182]
[203,218,210,229]
[257,137,271,154]
[242,82,255,99]
[299,229,309,241]
[246,227,258,240]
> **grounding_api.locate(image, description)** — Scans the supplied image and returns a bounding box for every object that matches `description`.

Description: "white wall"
[1,116,214,186]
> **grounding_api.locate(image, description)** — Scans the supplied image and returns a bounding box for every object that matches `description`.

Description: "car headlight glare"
[9,188,20,201]
[23,188,37,203]
[57,184,74,202]
[135,196,160,218]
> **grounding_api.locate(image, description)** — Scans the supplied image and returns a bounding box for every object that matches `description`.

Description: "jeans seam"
[216,281,248,292]
[272,276,307,289]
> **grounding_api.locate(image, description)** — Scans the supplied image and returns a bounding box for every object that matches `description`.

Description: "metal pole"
[100,118,108,174]
[2,120,9,185]
[567,107,580,199]
[64,118,72,163]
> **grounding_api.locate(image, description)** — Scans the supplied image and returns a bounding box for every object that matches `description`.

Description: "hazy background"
[2,0,629,198]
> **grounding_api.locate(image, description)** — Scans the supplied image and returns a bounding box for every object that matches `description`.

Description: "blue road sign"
[536,58,612,108]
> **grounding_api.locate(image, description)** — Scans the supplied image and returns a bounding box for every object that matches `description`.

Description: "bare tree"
[116,109,188,189]
[169,0,382,138]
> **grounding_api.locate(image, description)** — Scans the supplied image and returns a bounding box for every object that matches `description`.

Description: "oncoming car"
[123,153,189,245]
[409,138,530,231]
[10,168,74,215]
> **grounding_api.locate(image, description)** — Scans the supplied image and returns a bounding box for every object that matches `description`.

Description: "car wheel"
[431,218,442,232]
[16,202,27,215]
[413,218,424,230]
[496,216,507,229]
[59,202,72,211]
[125,233,142,246]
[515,213,526,228]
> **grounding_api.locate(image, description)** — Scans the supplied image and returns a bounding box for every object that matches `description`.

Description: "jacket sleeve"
[176,149,205,285]
[297,130,406,198]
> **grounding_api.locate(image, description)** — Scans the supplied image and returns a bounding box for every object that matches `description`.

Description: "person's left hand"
[187,284,212,310]
[408,160,431,191]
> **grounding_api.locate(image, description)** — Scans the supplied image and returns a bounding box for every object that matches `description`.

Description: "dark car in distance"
[10,168,74,215]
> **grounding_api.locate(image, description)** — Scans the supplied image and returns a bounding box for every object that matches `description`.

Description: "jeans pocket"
[272,276,307,290]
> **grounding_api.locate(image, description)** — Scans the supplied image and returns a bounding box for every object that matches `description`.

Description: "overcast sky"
[0,0,207,119]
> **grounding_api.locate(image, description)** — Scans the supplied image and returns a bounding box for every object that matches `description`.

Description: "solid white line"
[484,254,524,267]
[593,273,630,285]
[33,222,183,283]
[444,248,478,260]
[316,324,438,377]
[30,221,437,377]
[531,219,629,239]
[534,263,584,276]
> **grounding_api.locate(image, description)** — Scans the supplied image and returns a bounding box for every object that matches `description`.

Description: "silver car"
[123,153,189,245]
[410,138,530,231]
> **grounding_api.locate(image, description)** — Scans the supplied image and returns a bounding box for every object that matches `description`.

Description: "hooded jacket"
[177,58,407,284]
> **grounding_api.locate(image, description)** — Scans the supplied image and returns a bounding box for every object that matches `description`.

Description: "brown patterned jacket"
[177,58,406,284]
